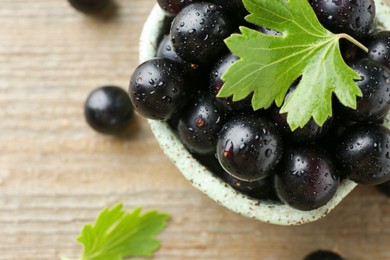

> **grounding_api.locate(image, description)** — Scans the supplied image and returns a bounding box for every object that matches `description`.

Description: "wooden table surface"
[1,0,390,259]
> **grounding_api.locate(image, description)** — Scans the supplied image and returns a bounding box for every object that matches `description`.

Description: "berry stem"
[338,33,368,53]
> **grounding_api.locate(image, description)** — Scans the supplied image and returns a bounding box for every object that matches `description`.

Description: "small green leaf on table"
[63,203,169,260]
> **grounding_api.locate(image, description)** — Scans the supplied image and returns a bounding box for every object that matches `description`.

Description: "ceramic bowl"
[139,1,390,225]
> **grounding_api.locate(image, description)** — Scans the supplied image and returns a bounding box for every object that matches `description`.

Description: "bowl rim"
[139,1,390,225]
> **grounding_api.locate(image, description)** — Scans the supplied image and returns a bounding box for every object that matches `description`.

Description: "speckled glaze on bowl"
[139,1,390,225]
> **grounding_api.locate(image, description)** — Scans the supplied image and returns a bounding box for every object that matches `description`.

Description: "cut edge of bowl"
[139,2,390,225]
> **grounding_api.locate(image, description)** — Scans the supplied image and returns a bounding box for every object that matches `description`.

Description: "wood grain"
[1,0,390,259]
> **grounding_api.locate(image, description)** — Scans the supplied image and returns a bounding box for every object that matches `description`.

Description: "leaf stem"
[338,33,368,53]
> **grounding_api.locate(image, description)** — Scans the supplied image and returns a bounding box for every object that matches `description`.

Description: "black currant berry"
[157,0,197,16]
[365,30,390,69]
[336,124,390,185]
[129,58,189,121]
[178,93,229,155]
[209,53,253,112]
[339,58,390,123]
[377,180,390,197]
[84,86,133,135]
[157,34,210,84]
[268,107,332,143]
[210,53,239,96]
[223,173,276,200]
[304,250,344,260]
[157,35,186,65]
[267,81,332,143]
[217,114,283,182]
[309,0,375,39]
[192,153,227,177]
[275,146,340,211]
[210,0,248,25]
[170,2,234,65]
[67,0,109,13]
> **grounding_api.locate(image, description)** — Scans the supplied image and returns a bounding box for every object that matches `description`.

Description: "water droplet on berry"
[265,149,272,158]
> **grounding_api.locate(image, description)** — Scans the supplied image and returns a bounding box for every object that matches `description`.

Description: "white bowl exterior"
[139,2,390,225]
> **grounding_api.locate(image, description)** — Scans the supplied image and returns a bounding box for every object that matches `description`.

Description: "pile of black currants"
[129,0,390,211]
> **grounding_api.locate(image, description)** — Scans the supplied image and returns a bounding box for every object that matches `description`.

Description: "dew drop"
[355,17,362,28]
[161,96,172,103]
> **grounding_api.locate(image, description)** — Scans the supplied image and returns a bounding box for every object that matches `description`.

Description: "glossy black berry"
[377,180,390,197]
[275,146,340,211]
[267,82,332,143]
[339,58,390,123]
[209,53,253,112]
[67,0,109,13]
[178,93,229,155]
[157,34,185,65]
[210,0,248,25]
[309,0,375,39]
[336,124,390,185]
[268,107,332,143]
[129,58,188,121]
[365,30,390,69]
[157,34,207,81]
[84,86,133,134]
[170,2,234,65]
[223,173,276,199]
[210,53,239,96]
[157,0,197,16]
[217,114,283,182]
[192,153,226,177]
[304,250,344,260]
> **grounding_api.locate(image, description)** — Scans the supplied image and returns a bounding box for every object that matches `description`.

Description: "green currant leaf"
[73,203,169,260]
[219,0,364,130]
